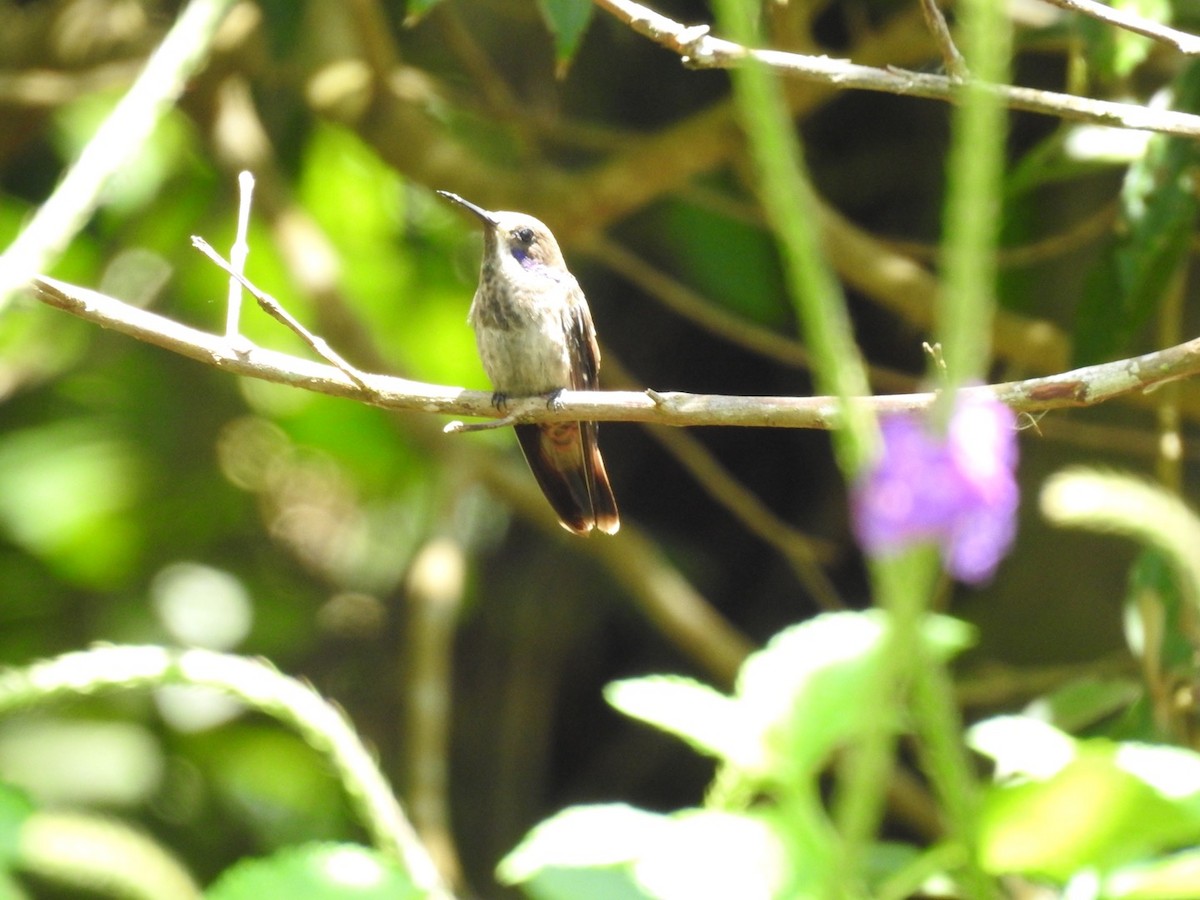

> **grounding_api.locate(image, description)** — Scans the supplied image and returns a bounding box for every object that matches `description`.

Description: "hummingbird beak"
[436,190,499,227]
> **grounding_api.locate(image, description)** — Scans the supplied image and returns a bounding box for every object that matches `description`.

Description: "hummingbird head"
[437,191,566,274]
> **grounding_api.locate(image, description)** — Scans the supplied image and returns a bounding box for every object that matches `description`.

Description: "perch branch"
[28,275,1200,427]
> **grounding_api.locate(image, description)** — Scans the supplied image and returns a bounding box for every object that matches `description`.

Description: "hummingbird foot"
[544,388,566,411]
[490,391,510,411]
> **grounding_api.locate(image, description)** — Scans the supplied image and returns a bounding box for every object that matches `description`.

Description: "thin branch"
[1038,0,1200,55]
[192,236,373,390]
[224,171,255,342]
[27,275,1200,427]
[0,0,238,308]
[917,0,968,79]
[592,0,1200,138]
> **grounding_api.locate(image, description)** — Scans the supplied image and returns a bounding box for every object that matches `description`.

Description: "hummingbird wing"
[564,295,619,535]
[512,290,619,535]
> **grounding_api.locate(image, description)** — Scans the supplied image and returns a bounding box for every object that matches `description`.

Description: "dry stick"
[191,236,373,391]
[592,0,1200,138]
[27,274,1200,427]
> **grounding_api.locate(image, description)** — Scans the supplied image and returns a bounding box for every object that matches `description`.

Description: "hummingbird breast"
[469,276,576,394]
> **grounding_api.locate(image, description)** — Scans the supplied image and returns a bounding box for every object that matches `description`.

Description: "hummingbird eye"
[515,226,534,244]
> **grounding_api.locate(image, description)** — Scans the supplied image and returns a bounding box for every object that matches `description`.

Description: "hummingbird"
[438,190,620,536]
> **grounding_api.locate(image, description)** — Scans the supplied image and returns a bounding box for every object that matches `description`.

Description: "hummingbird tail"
[515,422,620,536]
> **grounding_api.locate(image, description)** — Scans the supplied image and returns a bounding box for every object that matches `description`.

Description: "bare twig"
[191,236,373,391]
[591,0,1200,138]
[917,0,968,79]
[444,414,520,433]
[27,275,1200,427]
[224,171,255,342]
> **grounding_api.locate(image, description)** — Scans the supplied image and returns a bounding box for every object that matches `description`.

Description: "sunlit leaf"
[971,720,1200,880]
[498,804,669,883]
[497,804,786,900]
[969,715,1078,780]
[604,676,755,767]
[737,611,973,777]
[632,810,785,900]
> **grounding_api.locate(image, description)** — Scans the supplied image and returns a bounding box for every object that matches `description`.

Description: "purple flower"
[852,393,1019,584]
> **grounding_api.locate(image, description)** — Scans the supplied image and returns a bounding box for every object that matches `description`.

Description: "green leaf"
[970,719,1200,880]
[655,198,790,329]
[1074,61,1200,365]
[497,805,785,900]
[1079,0,1168,81]
[1126,548,1197,672]
[605,613,973,783]
[1026,676,1142,734]
[736,611,973,777]
[603,676,754,767]
[206,843,421,900]
[195,726,349,847]
[536,0,595,70]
